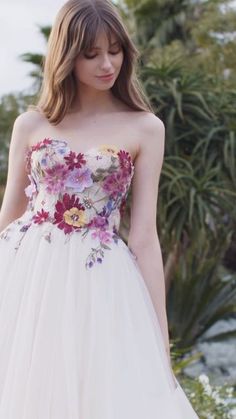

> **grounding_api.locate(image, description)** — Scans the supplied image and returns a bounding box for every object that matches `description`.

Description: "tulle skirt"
[0,212,199,418]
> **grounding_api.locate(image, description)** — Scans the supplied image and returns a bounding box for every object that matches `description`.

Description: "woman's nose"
[100,54,113,70]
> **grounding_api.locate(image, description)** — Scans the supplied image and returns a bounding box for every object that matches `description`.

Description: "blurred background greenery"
[1,0,236,416]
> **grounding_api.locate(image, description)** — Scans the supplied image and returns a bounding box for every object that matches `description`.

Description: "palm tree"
[19,25,51,94]
[123,0,195,46]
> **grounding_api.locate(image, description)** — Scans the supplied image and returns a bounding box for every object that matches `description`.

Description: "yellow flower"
[64,207,87,227]
[98,144,119,156]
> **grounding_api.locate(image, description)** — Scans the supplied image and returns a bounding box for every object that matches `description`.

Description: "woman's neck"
[70,85,118,115]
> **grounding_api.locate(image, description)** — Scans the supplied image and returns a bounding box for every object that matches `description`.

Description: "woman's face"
[73,30,124,90]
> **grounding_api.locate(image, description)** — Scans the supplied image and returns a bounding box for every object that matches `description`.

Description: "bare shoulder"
[7,110,41,157]
[13,109,44,143]
[134,111,165,155]
[10,109,45,154]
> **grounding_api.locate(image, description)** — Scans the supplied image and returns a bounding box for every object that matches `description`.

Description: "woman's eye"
[110,50,121,55]
[84,54,96,59]
[84,49,121,59]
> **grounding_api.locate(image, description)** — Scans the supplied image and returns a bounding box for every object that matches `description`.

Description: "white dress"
[0,138,199,418]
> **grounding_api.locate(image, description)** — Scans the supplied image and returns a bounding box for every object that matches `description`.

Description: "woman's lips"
[97,73,115,81]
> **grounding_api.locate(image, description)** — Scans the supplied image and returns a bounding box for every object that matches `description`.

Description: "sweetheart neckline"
[27,138,135,168]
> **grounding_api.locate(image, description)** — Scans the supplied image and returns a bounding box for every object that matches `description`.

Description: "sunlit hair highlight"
[29,0,154,124]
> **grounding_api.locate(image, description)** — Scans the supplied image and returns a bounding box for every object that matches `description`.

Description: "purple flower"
[65,167,93,192]
[19,223,31,233]
[88,215,108,229]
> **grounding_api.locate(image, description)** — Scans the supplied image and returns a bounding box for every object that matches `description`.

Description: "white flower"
[198,374,213,397]
[198,374,210,385]
[226,387,234,397]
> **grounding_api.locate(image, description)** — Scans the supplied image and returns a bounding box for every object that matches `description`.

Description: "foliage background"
[1,0,236,416]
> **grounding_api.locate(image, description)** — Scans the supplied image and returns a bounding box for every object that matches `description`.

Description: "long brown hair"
[29,0,154,125]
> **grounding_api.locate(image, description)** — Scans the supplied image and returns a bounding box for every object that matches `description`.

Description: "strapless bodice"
[24,137,134,235]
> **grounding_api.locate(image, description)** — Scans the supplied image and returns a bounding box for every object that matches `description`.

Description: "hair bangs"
[80,17,124,53]
[32,0,154,123]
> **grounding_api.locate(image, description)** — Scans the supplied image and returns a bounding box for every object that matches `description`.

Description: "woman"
[0,0,199,417]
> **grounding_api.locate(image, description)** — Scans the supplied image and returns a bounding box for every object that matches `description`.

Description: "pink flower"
[32,209,49,224]
[25,138,53,173]
[91,229,112,243]
[31,137,52,152]
[118,150,132,175]
[64,151,86,170]
[102,172,127,198]
[44,163,69,194]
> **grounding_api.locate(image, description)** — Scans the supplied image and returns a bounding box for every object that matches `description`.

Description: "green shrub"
[180,374,236,419]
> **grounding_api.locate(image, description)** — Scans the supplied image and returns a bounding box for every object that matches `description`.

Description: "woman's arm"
[0,112,33,233]
[128,113,170,361]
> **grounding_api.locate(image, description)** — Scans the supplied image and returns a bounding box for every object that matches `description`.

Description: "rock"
[183,318,236,385]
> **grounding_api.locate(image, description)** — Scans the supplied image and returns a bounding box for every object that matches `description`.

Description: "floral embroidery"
[102,171,127,198]
[53,193,86,233]
[117,150,133,175]
[44,163,69,194]
[24,174,37,199]
[32,209,50,224]
[0,226,11,241]
[25,137,52,173]
[99,144,119,156]
[85,229,120,269]
[1,138,134,269]
[15,223,32,251]
[65,167,93,192]
[64,151,86,170]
